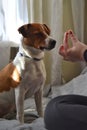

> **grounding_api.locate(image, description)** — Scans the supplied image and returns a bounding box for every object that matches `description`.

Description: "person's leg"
[44,95,87,130]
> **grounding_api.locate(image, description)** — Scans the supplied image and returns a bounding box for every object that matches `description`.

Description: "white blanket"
[52,66,87,98]
[0,118,46,130]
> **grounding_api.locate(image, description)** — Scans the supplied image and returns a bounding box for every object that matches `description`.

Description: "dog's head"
[18,23,56,51]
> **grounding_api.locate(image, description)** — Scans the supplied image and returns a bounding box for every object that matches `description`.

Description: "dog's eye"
[34,31,40,35]
[34,32,43,37]
[33,31,38,34]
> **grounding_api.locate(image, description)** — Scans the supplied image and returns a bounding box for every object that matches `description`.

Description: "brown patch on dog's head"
[18,23,50,37]
[18,23,56,50]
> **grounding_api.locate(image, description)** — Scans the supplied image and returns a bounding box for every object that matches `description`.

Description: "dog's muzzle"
[45,39,56,50]
[48,39,56,50]
[40,38,56,50]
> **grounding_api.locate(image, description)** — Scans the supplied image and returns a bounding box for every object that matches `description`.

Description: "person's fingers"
[63,32,69,50]
[68,30,79,45]
[58,45,66,56]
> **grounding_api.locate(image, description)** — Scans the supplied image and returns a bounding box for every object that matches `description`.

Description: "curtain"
[71,0,85,42]
[50,0,63,86]
[0,0,28,43]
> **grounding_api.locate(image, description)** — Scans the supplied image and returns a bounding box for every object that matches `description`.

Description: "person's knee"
[44,97,62,130]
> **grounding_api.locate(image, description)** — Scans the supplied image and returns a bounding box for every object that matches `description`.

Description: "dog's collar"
[20,53,43,61]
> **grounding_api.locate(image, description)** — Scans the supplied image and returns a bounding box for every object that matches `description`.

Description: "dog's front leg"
[15,87,24,124]
[34,88,43,117]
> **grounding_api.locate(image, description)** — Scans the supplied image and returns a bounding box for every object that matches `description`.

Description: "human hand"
[58,30,87,62]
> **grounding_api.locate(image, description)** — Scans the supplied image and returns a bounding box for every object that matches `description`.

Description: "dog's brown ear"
[43,24,51,35]
[18,24,31,37]
[18,25,26,37]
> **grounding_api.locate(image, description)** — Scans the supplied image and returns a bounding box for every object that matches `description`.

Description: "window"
[0,0,28,43]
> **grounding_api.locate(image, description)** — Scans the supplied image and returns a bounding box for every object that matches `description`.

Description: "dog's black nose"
[52,40,56,46]
[50,39,56,49]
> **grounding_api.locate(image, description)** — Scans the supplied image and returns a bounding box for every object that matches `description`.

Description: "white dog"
[0,23,56,123]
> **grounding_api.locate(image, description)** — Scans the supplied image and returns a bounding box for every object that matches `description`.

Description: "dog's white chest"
[13,55,46,96]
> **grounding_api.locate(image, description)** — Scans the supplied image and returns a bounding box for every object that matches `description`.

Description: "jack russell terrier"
[0,23,56,123]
